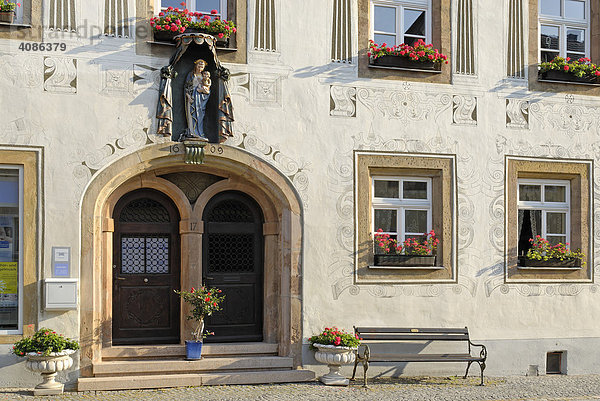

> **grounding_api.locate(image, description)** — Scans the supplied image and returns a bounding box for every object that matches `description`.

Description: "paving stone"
[1,375,600,401]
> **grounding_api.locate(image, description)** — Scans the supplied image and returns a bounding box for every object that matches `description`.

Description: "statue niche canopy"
[156,33,234,144]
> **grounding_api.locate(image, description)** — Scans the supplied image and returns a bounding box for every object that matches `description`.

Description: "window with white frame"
[158,0,227,18]
[539,0,589,62]
[0,167,22,333]
[372,177,432,246]
[517,179,570,256]
[371,0,431,46]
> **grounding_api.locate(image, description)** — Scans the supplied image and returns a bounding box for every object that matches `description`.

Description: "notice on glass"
[0,216,14,262]
[0,262,18,294]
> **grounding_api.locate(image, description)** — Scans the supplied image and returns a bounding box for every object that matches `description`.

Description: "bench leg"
[463,361,473,379]
[362,359,369,388]
[350,354,359,381]
[478,361,486,386]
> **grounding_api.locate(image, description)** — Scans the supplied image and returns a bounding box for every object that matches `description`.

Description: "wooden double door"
[112,189,264,345]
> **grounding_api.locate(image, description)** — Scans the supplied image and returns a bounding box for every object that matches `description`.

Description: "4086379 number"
[18,42,66,51]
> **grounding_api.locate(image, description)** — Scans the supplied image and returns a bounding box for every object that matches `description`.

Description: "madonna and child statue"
[182,58,211,141]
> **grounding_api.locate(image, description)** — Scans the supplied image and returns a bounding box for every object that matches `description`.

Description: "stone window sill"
[0,21,31,28]
[369,265,446,270]
[516,265,584,271]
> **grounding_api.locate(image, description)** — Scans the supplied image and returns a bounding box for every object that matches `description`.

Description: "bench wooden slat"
[359,334,470,341]
[355,327,469,334]
[369,353,484,362]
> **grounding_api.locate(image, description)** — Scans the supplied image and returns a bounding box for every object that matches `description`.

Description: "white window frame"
[370,0,432,46]
[0,165,24,335]
[372,176,432,244]
[517,178,571,247]
[156,0,227,18]
[538,0,590,61]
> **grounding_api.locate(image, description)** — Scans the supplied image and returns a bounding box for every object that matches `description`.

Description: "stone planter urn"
[25,351,75,395]
[313,343,357,386]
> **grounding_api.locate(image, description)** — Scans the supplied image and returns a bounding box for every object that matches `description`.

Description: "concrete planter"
[25,351,75,395]
[313,343,357,386]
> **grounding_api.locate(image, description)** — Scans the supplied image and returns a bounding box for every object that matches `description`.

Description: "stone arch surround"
[79,143,304,376]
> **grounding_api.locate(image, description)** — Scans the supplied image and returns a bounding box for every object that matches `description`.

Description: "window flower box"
[538,70,599,84]
[374,254,436,267]
[538,56,600,85]
[0,11,14,23]
[518,256,581,268]
[368,39,448,72]
[370,55,439,71]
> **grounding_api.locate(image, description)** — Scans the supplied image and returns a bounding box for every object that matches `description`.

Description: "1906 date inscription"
[18,42,66,52]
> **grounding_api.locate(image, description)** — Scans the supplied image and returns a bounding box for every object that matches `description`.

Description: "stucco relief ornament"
[155,33,234,164]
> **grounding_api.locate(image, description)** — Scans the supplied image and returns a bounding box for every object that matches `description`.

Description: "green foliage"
[308,327,361,350]
[525,235,585,263]
[12,328,79,357]
[374,229,439,256]
[150,4,236,38]
[539,56,600,79]
[175,286,225,341]
[368,39,449,64]
[0,1,20,12]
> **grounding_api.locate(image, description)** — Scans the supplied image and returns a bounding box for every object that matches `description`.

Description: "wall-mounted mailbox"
[44,278,78,310]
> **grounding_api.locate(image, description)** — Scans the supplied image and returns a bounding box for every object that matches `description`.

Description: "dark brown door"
[112,189,181,345]
[202,191,264,342]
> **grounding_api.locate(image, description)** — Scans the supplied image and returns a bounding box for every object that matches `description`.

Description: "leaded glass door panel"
[112,189,181,345]
[202,191,264,342]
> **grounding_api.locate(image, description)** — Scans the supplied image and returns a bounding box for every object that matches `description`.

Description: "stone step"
[77,369,316,391]
[93,356,295,376]
[102,342,279,360]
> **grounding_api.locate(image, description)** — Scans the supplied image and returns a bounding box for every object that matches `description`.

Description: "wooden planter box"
[518,256,581,268]
[370,55,440,71]
[374,254,436,267]
[538,70,599,84]
[0,11,15,24]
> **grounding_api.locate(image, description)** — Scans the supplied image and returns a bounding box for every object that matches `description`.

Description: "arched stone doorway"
[79,143,304,377]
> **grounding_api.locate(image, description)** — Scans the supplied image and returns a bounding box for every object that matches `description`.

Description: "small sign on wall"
[52,247,70,277]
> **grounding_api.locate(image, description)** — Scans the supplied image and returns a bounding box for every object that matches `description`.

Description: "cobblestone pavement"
[1,376,600,401]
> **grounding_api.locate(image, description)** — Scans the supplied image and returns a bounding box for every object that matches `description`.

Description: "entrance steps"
[77,343,315,391]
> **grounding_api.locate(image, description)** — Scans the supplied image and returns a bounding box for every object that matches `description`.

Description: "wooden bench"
[351,327,487,386]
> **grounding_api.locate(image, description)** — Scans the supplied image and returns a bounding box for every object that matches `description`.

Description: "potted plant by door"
[373,229,439,267]
[12,327,79,395]
[518,235,585,268]
[0,1,21,24]
[308,327,360,385]
[175,286,225,360]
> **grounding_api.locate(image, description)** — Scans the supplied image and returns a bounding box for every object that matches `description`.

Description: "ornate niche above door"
[156,34,235,162]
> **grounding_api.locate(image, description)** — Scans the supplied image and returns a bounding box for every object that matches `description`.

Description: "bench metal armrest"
[468,340,487,361]
[356,344,371,361]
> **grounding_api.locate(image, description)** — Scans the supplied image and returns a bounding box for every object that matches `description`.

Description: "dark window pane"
[542,51,560,62]
[374,209,397,232]
[541,25,560,50]
[374,180,399,198]
[197,0,221,13]
[0,168,20,331]
[374,33,396,46]
[404,9,425,36]
[546,212,566,234]
[545,186,566,202]
[547,235,567,245]
[402,36,424,46]
[567,52,586,60]
[519,184,541,201]
[518,209,542,255]
[540,0,560,16]
[565,0,585,19]
[405,210,428,233]
[567,29,585,53]
[403,181,427,199]
[374,6,396,33]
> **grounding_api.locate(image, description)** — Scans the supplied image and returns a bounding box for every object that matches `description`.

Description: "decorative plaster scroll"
[250,74,281,106]
[101,66,131,96]
[327,130,477,299]
[330,86,356,117]
[485,276,600,297]
[43,57,77,93]
[506,99,529,129]
[529,101,598,136]
[452,95,477,125]
[0,55,43,88]
[0,118,41,145]
[229,72,250,101]
[133,64,160,93]
[357,88,452,122]
[161,172,224,204]
[331,0,352,64]
[227,124,310,206]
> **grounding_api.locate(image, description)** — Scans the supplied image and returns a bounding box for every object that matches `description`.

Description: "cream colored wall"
[0,0,600,384]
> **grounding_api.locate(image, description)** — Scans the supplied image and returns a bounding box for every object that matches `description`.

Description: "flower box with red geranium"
[373,229,438,267]
[0,1,21,23]
[368,39,448,72]
[518,236,584,269]
[175,286,225,360]
[538,56,600,85]
[150,2,236,47]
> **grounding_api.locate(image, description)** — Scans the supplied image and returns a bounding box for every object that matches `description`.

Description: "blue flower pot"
[185,340,203,360]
